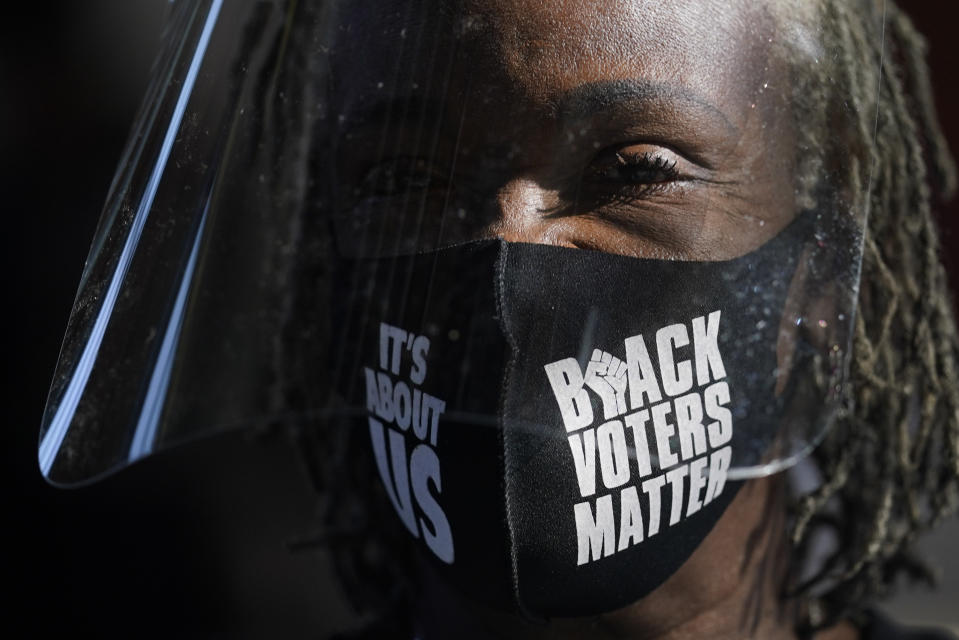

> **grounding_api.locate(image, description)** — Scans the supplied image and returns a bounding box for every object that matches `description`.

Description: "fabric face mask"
[328,214,809,617]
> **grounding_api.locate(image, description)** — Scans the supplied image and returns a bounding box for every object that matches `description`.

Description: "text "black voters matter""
[544,310,734,566]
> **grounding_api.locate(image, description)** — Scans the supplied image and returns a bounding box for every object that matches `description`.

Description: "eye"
[611,151,678,184]
[359,157,445,197]
[583,144,684,197]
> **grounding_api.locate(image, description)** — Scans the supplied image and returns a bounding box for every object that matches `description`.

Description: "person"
[38,0,959,638]
[290,1,959,638]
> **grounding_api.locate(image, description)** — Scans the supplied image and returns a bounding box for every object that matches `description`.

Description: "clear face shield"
[40,0,883,616]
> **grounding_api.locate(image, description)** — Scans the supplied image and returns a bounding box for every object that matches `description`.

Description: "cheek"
[690,82,800,258]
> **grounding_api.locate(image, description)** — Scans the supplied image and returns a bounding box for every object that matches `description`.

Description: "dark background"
[3,2,957,637]
[3,2,352,637]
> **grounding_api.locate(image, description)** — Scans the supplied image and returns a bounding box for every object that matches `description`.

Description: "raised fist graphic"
[583,348,628,419]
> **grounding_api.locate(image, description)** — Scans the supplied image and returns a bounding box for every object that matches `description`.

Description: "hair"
[255,0,959,634]
[782,0,959,632]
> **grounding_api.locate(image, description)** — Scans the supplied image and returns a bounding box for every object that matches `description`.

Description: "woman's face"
[327,2,819,635]
[331,0,799,260]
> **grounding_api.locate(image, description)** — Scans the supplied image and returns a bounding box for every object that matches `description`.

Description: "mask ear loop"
[771,213,851,475]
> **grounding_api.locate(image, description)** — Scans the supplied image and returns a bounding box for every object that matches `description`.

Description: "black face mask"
[329,216,806,617]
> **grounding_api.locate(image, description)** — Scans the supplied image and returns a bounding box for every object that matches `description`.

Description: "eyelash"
[587,150,680,197]
[352,149,683,206]
[359,157,444,197]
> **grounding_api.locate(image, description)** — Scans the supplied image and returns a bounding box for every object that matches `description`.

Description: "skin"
[329,0,857,637]
[331,0,797,260]
[415,476,856,639]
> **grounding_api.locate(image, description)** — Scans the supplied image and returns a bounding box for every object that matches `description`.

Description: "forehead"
[466,1,768,101]
[331,0,786,130]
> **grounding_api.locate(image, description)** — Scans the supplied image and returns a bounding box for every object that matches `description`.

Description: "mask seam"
[493,239,534,620]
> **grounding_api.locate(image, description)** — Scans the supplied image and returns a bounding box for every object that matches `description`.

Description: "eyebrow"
[551,79,739,137]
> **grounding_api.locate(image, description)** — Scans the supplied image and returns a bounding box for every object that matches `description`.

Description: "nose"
[483,177,567,245]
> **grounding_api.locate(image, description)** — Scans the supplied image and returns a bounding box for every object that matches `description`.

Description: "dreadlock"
[255,0,959,634]
[785,0,959,631]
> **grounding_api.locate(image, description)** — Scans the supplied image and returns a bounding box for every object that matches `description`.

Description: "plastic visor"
[40,0,881,485]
